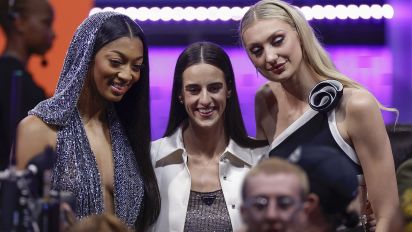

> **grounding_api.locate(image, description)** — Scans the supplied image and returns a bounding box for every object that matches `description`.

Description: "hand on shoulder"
[255,83,275,140]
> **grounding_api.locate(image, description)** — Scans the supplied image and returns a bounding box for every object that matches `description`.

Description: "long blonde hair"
[240,0,397,114]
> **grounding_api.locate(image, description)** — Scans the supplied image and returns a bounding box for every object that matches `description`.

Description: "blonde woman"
[239,0,401,231]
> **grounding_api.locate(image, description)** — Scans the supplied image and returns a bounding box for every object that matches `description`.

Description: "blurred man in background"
[0,0,55,170]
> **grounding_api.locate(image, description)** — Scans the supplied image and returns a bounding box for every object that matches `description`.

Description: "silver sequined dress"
[29,12,144,227]
[184,189,232,232]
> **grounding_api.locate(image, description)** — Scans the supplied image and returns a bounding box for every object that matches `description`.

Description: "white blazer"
[150,127,268,232]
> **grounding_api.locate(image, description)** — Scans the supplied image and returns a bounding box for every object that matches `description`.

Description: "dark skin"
[16,36,144,215]
[2,0,55,66]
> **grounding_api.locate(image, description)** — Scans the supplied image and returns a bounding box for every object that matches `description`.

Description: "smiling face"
[180,63,230,129]
[91,36,144,102]
[242,19,303,83]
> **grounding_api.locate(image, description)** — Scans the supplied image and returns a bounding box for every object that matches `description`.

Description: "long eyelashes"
[109,59,144,73]
[249,35,285,58]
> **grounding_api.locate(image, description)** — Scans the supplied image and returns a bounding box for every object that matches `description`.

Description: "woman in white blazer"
[150,42,268,232]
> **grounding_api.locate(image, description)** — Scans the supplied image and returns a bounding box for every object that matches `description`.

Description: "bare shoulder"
[16,115,57,169]
[338,87,385,141]
[18,115,54,135]
[340,88,380,116]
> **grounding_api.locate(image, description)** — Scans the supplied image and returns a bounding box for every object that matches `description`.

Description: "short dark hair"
[93,16,160,231]
[163,41,267,148]
[0,0,50,33]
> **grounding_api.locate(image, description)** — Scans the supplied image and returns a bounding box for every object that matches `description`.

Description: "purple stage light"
[383,4,395,19]
[300,6,313,20]
[312,5,325,20]
[136,7,150,21]
[148,46,394,140]
[171,7,184,21]
[90,5,394,22]
[359,5,372,19]
[207,7,219,21]
[336,5,348,20]
[324,5,336,20]
[196,7,208,21]
[347,5,360,20]
[371,4,383,19]
[183,7,196,21]
[160,7,173,21]
[149,7,161,21]
[218,6,232,21]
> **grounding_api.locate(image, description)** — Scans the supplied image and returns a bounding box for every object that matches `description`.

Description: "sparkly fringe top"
[29,12,144,227]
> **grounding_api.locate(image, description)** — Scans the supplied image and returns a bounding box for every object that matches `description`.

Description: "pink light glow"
[148,46,394,139]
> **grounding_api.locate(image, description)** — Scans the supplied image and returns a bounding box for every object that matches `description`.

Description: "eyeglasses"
[244,195,299,212]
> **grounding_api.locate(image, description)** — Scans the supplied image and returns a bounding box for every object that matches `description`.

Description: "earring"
[178,97,184,104]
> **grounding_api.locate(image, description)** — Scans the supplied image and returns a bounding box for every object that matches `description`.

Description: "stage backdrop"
[0,3,395,138]
[149,46,394,139]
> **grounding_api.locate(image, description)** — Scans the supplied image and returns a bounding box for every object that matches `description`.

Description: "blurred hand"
[61,202,77,231]
[365,200,376,232]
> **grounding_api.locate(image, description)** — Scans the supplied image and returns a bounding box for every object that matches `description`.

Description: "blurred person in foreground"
[289,146,363,232]
[240,157,310,232]
[239,145,368,232]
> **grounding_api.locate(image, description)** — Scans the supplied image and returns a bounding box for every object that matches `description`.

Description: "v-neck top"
[51,107,144,227]
[269,108,362,174]
[26,12,147,228]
